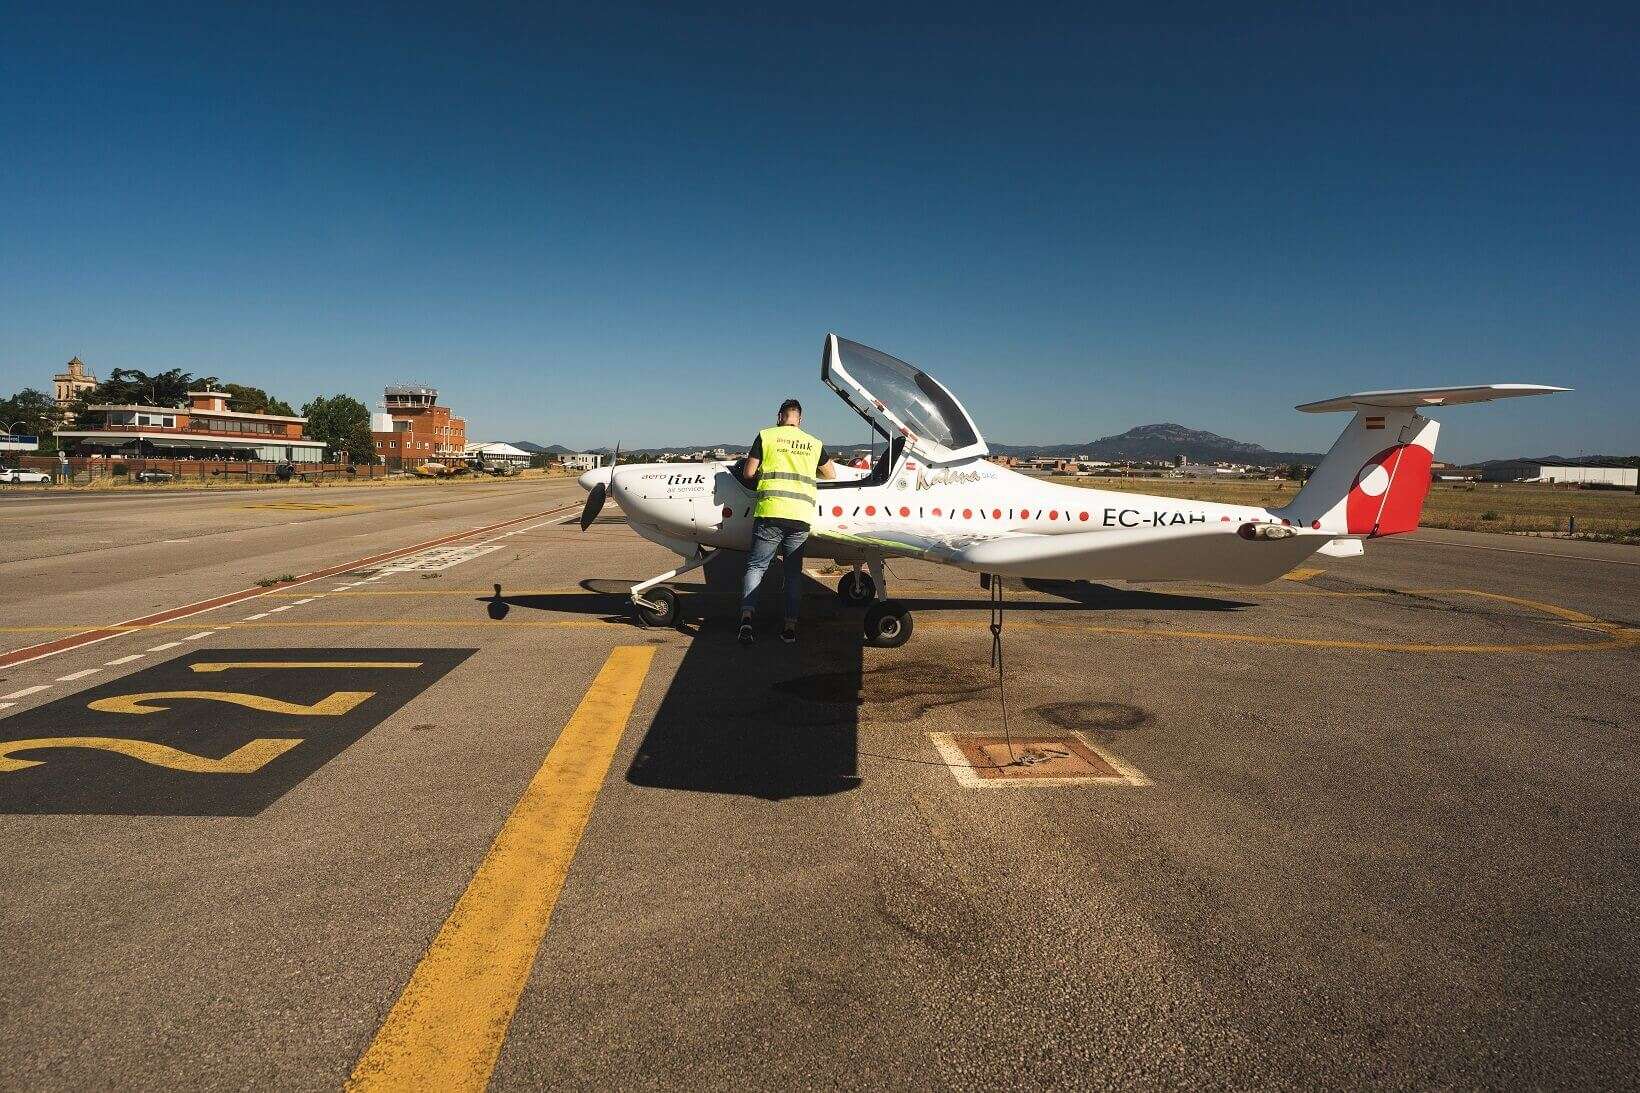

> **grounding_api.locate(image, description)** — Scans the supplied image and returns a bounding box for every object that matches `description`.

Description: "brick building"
[372,385,467,468]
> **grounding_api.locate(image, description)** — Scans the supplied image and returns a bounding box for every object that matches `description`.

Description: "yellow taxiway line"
[347,644,655,1092]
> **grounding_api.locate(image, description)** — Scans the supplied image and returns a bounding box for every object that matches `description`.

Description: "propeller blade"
[579,482,606,531]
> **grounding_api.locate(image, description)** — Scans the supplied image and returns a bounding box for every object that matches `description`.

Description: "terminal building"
[372,385,467,469]
[56,389,328,462]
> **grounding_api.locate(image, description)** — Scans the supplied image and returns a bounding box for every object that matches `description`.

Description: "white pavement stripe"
[183,631,215,641]
[291,598,315,605]
[243,612,270,620]
[1,685,50,700]
[56,668,101,682]
[105,654,145,665]
[268,605,293,612]
[0,702,13,711]
[147,642,181,651]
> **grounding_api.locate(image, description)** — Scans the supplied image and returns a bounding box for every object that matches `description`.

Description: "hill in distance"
[992,423,1323,465]
[516,424,1322,464]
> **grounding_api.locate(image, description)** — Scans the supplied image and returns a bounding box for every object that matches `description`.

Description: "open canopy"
[821,334,988,464]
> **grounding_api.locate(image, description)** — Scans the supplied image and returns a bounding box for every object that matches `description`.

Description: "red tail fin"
[1346,444,1433,536]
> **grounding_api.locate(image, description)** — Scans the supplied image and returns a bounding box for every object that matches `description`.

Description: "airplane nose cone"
[577,467,611,493]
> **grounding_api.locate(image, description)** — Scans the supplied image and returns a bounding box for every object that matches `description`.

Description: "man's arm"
[740,436,761,485]
[816,448,836,480]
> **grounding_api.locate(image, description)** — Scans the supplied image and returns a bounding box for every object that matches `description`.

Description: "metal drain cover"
[929,732,1152,789]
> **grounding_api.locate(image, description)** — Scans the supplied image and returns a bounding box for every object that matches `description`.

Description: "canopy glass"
[821,335,987,463]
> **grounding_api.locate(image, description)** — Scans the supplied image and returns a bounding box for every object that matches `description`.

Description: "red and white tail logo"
[1346,444,1433,536]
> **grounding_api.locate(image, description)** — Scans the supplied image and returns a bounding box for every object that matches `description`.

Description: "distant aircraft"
[578,334,1566,645]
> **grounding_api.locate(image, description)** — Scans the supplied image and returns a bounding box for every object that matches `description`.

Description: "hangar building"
[1480,461,1636,487]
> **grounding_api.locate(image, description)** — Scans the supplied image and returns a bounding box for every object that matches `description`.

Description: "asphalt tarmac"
[1,480,1635,1089]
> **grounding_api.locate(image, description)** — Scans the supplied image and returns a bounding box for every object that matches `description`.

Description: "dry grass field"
[1053,475,1640,540]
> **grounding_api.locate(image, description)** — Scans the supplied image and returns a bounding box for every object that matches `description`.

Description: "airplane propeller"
[578,443,619,531]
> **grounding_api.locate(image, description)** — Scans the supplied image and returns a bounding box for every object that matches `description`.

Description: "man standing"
[739,398,836,645]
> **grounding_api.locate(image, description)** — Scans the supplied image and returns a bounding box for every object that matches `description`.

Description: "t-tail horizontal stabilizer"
[1282,383,1568,539]
[1295,384,1569,414]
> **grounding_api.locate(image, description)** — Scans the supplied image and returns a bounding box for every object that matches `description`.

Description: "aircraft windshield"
[828,337,981,453]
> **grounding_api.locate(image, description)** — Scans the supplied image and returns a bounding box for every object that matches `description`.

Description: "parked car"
[0,467,54,484]
[134,469,175,483]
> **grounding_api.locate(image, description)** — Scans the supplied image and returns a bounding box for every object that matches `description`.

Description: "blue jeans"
[740,518,809,621]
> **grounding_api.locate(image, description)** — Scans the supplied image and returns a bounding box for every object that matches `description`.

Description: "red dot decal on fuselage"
[963,508,972,519]
[865,505,876,516]
[1019,509,1029,519]
[932,507,942,517]
[1048,510,1057,520]
[831,505,842,517]
[899,506,909,517]
[1079,511,1089,521]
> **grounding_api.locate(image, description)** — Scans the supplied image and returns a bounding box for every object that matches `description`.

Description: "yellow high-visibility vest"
[753,425,822,522]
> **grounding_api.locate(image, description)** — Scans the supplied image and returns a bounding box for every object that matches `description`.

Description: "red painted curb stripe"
[0,502,578,670]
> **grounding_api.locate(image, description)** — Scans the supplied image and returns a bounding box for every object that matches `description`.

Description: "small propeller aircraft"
[577,334,1566,646]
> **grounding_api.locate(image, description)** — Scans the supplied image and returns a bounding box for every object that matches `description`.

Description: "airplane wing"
[813,522,1332,584]
[811,523,1010,565]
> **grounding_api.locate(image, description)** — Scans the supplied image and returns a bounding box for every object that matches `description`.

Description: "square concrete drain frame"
[929,731,1152,789]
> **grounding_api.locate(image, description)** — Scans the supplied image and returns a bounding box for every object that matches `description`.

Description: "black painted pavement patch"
[0,648,473,815]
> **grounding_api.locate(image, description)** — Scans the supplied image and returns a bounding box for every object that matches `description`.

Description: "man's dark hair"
[778,398,802,418]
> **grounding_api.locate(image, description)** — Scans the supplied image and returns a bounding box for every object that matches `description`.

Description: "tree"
[74,367,196,412]
[0,388,62,438]
[302,394,379,465]
[218,382,295,416]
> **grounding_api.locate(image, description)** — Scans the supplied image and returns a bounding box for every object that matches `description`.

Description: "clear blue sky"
[2,3,1635,461]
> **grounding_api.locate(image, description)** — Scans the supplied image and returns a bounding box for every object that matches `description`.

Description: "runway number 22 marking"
[0,685,377,773]
[0,648,475,816]
[87,690,376,716]
[0,736,300,774]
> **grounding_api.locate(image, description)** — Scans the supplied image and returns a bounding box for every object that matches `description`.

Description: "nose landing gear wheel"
[863,600,912,647]
[837,570,876,604]
[633,586,679,628]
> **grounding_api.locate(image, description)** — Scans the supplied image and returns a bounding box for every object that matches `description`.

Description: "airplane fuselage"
[586,454,1312,575]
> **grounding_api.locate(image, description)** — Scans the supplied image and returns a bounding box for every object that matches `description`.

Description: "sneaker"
[780,623,797,644]
[738,621,754,646]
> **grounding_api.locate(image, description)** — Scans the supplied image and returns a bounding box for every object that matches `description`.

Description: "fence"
[14,455,385,484]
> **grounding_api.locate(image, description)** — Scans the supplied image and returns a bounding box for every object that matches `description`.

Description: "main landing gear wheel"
[837,570,876,604]
[633,586,679,628]
[863,600,913,648]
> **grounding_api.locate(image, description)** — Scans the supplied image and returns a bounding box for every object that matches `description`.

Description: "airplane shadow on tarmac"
[479,573,1250,802]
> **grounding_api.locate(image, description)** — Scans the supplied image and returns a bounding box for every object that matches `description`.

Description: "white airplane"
[577,334,1566,646]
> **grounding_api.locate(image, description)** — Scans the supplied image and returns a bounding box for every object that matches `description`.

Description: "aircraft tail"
[1278,384,1568,538]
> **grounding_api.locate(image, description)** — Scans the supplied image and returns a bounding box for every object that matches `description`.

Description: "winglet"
[1295,384,1570,414]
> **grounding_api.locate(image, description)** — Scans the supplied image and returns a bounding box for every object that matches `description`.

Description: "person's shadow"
[479,567,1252,800]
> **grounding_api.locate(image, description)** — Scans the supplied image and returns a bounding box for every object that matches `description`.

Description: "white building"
[463,441,533,468]
[1481,461,1636,488]
[560,453,604,472]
